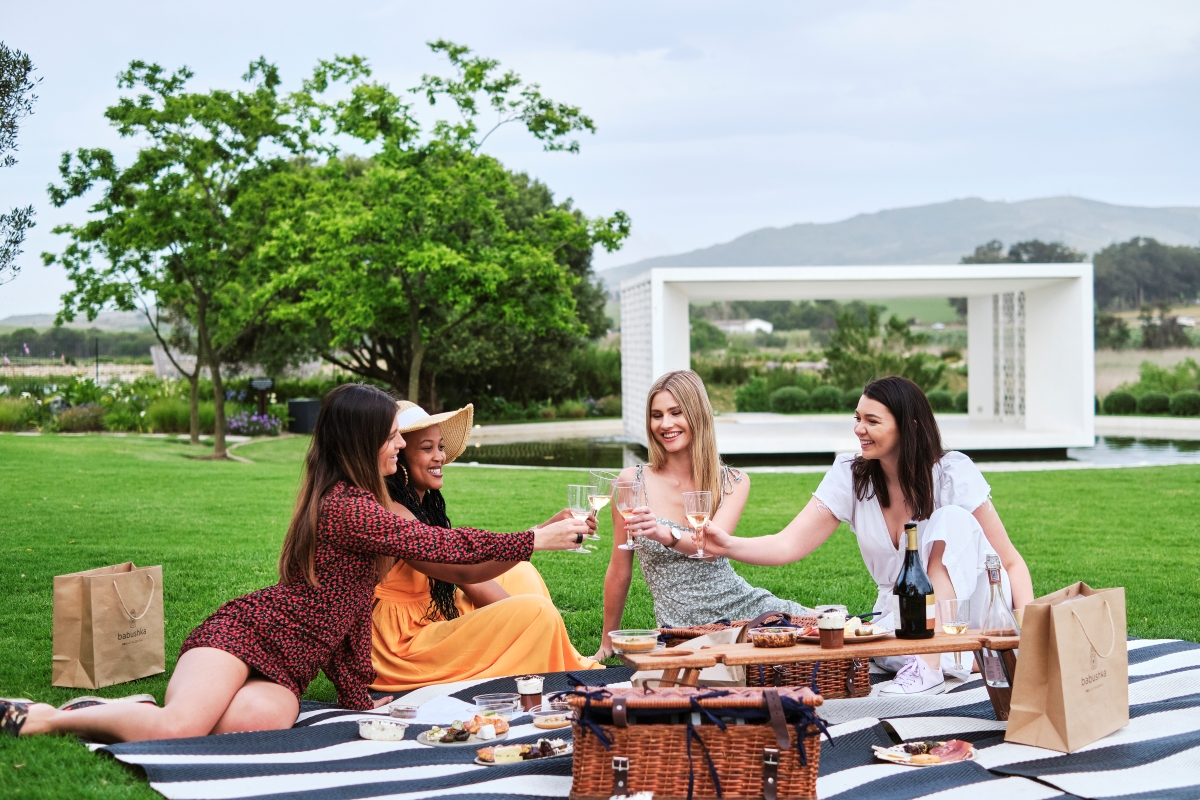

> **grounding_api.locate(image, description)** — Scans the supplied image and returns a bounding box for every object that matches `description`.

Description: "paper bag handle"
[113,574,156,622]
[1071,600,1116,659]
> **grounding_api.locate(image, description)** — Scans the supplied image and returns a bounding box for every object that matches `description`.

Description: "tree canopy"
[1093,237,1200,310]
[0,42,38,286]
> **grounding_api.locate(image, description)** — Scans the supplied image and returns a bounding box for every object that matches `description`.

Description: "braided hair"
[384,455,461,623]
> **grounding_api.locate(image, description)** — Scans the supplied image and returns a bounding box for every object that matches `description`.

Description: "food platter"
[872,740,975,766]
[474,741,573,766]
[798,630,892,643]
[416,729,509,747]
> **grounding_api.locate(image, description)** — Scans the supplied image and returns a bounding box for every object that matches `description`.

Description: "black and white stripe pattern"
[96,640,1200,799]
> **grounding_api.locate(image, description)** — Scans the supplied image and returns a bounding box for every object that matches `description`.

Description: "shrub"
[770,386,810,413]
[1102,391,1137,415]
[147,398,190,433]
[539,405,556,420]
[1137,391,1171,415]
[0,398,34,431]
[734,377,770,412]
[1170,390,1200,417]
[841,387,863,410]
[809,385,842,412]
[927,390,954,412]
[597,394,622,417]
[227,411,282,436]
[557,399,587,419]
[199,402,216,434]
[57,404,106,432]
[103,402,145,432]
[955,391,969,413]
[940,348,963,361]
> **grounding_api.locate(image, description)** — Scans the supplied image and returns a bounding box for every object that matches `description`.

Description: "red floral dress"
[181,481,534,709]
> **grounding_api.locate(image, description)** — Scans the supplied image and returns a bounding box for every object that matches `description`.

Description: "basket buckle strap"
[612,697,628,728]
[762,747,781,800]
[846,658,863,696]
[763,688,791,752]
[771,665,786,688]
[612,756,630,796]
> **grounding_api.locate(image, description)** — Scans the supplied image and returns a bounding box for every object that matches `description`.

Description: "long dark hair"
[384,454,460,623]
[279,383,398,587]
[851,376,945,521]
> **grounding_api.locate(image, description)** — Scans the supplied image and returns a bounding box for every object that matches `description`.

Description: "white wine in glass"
[683,490,712,559]
[614,480,645,551]
[936,598,971,670]
[566,484,594,553]
[587,470,617,541]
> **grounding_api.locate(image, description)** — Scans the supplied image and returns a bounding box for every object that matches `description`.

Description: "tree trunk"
[188,374,200,445]
[211,357,227,459]
[407,341,425,404]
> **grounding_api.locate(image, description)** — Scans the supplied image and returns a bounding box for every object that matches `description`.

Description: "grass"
[1,434,1198,797]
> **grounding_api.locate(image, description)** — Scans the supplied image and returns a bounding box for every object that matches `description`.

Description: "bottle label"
[987,565,1001,584]
[926,595,935,630]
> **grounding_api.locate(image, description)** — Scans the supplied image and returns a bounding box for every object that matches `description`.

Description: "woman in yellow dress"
[370,401,601,693]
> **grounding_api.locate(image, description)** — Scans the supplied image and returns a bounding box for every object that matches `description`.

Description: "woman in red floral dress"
[5,384,588,742]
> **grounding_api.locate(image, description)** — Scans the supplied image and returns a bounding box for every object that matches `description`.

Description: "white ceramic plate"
[474,743,573,766]
[872,743,976,767]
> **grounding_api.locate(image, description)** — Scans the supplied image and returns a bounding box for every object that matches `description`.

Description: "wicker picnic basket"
[659,611,872,699]
[566,685,826,800]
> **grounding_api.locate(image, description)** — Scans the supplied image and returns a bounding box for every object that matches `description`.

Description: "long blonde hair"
[645,370,725,502]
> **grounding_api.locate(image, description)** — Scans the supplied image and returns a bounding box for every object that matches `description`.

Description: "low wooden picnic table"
[619,630,1021,719]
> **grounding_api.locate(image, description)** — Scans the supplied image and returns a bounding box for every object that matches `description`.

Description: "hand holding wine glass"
[566,485,596,553]
[532,517,592,551]
[691,518,734,557]
[683,490,712,559]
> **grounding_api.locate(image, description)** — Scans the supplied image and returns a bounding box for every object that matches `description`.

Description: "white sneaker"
[879,657,946,696]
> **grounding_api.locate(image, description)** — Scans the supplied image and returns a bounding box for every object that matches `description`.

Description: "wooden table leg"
[977,648,1016,721]
[661,667,681,684]
[680,668,701,686]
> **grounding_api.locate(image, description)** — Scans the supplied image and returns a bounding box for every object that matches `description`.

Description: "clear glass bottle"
[980,553,1021,688]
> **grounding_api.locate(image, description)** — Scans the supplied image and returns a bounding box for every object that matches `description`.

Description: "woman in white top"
[698,376,1033,696]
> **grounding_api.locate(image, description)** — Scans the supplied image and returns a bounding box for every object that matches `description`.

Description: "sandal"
[58,694,157,712]
[1,699,31,736]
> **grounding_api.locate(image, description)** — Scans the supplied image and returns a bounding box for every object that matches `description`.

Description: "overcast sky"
[3,0,1200,319]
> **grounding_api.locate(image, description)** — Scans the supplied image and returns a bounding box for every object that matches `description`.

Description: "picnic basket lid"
[565,685,822,711]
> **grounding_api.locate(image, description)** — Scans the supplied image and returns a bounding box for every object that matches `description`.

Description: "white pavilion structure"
[618,264,1095,455]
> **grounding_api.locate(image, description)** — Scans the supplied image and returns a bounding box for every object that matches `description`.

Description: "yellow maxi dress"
[370,560,601,692]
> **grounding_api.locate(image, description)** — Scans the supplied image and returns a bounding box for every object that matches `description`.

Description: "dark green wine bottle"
[894,522,935,640]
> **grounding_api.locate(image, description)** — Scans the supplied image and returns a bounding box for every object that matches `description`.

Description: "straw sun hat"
[394,401,475,464]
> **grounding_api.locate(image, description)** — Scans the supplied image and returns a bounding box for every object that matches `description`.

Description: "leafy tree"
[1094,313,1131,350]
[1094,237,1200,310]
[824,307,946,391]
[269,44,628,404]
[1138,303,1192,350]
[44,59,312,455]
[690,318,727,352]
[0,42,39,285]
[960,239,1007,264]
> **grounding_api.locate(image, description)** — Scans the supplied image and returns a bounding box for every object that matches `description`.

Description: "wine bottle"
[980,553,1021,688]
[893,522,935,640]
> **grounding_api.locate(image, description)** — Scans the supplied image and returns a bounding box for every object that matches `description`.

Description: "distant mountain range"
[0,310,149,332]
[597,196,1200,289]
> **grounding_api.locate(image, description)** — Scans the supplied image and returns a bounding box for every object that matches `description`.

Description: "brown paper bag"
[1005,583,1128,753]
[52,562,165,689]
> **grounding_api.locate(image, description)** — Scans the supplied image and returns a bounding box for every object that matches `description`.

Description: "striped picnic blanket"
[95,638,1200,799]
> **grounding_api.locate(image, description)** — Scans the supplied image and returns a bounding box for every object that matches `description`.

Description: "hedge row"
[735,380,970,414]
[1102,390,1200,417]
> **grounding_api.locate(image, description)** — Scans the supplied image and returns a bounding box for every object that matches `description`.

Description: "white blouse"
[813,451,1002,635]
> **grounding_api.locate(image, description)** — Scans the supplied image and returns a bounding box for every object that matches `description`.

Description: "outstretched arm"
[698,495,841,565]
[974,501,1034,612]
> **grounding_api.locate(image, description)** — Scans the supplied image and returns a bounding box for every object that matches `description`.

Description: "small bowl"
[530,702,573,730]
[474,693,520,719]
[608,629,661,654]
[358,718,408,741]
[389,705,418,720]
[748,626,799,648]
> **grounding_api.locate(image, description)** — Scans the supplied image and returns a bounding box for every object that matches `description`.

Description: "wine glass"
[566,484,595,554]
[683,491,713,559]
[614,480,645,551]
[937,598,971,671]
[587,470,617,541]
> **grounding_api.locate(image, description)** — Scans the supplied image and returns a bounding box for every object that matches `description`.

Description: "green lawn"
[1,433,1198,797]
